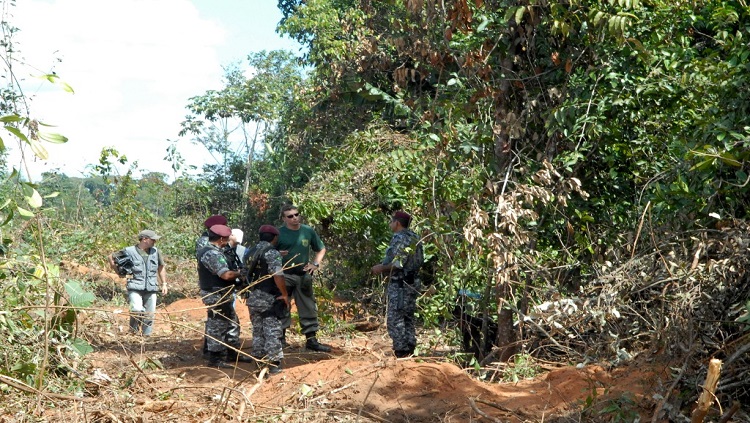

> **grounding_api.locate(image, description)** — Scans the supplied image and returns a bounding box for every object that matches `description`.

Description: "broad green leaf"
[690,158,714,171]
[44,192,60,198]
[39,132,68,144]
[0,114,23,123]
[39,73,75,93]
[16,206,34,218]
[4,125,28,143]
[0,199,10,210]
[20,182,34,197]
[593,11,606,27]
[25,188,43,209]
[69,338,94,356]
[477,17,489,32]
[719,154,741,167]
[515,6,525,24]
[29,139,49,160]
[0,208,13,226]
[64,280,95,307]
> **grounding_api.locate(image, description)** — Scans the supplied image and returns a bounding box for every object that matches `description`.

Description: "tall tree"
[180,50,304,217]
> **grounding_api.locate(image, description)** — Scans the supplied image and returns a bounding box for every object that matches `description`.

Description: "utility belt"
[391,272,416,287]
[249,284,281,296]
[283,266,307,276]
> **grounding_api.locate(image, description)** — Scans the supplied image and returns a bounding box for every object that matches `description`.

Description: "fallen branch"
[0,374,93,402]
[310,380,359,403]
[468,397,502,422]
[717,401,741,423]
[358,372,380,421]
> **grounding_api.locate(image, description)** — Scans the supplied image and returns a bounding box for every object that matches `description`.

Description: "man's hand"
[277,295,290,309]
[161,284,168,295]
[303,263,318,273]
[371,264,385,275]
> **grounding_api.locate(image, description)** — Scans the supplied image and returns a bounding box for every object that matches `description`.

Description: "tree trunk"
[495,279,518,362]
[242,121,263,216]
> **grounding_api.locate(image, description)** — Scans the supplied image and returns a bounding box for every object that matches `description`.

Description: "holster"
[260,299,286,319]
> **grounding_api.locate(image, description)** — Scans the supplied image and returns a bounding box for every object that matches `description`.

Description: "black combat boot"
[226,349,255,363]
[207,351,233,368]
[305,332,332,352]
[268,360,283,375]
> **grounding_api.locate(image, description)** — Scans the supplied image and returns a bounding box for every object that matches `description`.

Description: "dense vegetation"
[1,0,749,420]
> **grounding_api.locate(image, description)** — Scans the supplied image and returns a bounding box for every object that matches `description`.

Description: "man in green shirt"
[277,204,331,352]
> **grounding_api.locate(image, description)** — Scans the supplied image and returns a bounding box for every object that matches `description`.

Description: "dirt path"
[41,297,666,422]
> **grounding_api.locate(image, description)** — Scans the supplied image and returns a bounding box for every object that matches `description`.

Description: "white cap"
[231,228,244,244]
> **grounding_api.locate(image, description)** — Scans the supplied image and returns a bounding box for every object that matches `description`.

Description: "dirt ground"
[29,293,673,423]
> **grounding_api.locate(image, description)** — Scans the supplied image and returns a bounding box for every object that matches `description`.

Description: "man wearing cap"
[196,215,237,357]
[108,230,167,337]
[277,204,331,352]
[196,215,227,259]
[197,224,253,368]
[243,225,290,374]
[371,211,424,358]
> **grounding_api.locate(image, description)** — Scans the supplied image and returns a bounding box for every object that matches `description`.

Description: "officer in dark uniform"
[372,211,424,358]
[197,224,253,368]
[244,225,290,374]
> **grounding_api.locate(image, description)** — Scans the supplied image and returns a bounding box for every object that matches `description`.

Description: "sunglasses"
[284,212,300,218]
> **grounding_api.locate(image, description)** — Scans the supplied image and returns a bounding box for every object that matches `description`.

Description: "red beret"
[209,224,232,237]
[259,225,280,236]
[392,211,411,222]
[204,215,227,229]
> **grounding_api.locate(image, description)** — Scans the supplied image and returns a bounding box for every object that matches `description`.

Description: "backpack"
[242,244,274,285]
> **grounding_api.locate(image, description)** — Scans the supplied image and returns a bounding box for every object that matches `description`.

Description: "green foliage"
[582,389,640,422]
[501,354,540,382]
[266,0,749,372]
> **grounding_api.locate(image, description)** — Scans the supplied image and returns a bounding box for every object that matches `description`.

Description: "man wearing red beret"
[196,215,227,259]
[195,215,229,357]
[242,224,290,374]
[197,224,253,367]
[372,211,424,358]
